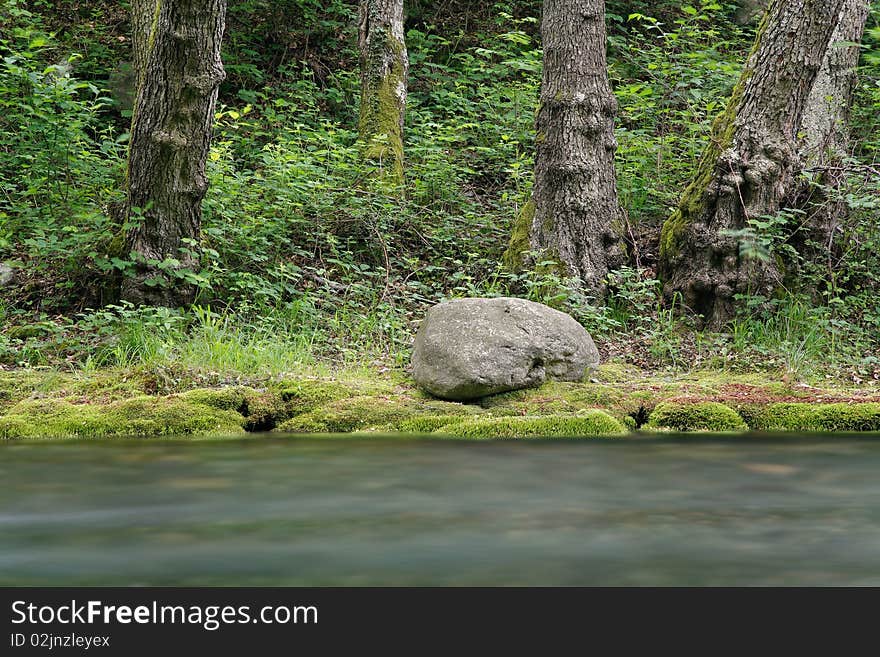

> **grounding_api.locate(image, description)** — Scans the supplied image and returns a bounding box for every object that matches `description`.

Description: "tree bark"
[130,0,156,84]
[122,0,226,306]
[503,0,623,296]
[794,0,870,271]
[658,0,846,329]
[358,0,408,187]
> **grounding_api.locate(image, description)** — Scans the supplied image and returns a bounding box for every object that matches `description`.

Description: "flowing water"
[2,434,880,586]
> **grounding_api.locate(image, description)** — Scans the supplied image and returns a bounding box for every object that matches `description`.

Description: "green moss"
[179,386,310,431]
[740,402,807,431]
[241,391,289,431]
[0,396,245,440]
[358,28,407,186]
[2,367,877,440]
[0,372,52,411]
[277,379,365,413]
[813,404,880,432]
[480,381,629,420]
[594,362,635,384]
[501,198,535,272]
[391,415,472,433]
[748,402,880,432]
[277,394,475,434]
[178,387,250,413]
[646,401,748,432]
[101,397,245,437]
[436,411,626,438]
[0,400,104,439]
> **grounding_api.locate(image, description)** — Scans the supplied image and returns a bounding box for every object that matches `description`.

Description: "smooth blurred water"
[2,434,880,585]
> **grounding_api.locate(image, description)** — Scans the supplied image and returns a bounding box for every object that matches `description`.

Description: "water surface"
[2,434,880,585]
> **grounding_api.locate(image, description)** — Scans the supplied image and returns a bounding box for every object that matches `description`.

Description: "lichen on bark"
[357,0,408,188]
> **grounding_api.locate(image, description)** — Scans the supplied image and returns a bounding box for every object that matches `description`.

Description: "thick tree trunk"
[503,0,623,296]
[658,0,845,329]
[795,0,870,271]
[122,0,226,306]
[358,0,408,186]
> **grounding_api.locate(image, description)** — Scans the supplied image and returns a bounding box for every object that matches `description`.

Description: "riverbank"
[2,362,879,439]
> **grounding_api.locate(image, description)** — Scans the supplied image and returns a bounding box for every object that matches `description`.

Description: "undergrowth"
[0,1,878,381]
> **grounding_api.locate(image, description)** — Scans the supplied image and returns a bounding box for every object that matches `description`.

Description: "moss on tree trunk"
[357,0,408,188]
[658,0,846,329]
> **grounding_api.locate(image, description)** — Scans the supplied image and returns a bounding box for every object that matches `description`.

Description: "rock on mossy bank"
[1,365,879,439]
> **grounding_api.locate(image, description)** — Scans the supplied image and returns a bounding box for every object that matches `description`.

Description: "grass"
[728,296,852,379]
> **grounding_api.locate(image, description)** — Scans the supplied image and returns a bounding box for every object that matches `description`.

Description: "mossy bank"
[1,363,879,440]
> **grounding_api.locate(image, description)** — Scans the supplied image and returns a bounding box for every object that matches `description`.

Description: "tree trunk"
[122,0,226,306]
[801,0,869,164]
[503,0,623,296]
[130,0,156,83]
[658,0,845,329]
[794,0,870,272]
[358,0,408,187]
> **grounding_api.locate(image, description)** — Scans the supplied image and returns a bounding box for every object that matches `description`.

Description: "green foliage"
[0,1,125,309]
[0,0,877,379]
[722,208,803,265]
[611,2,748,224]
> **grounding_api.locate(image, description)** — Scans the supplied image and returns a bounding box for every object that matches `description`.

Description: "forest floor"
[2,360,880,440]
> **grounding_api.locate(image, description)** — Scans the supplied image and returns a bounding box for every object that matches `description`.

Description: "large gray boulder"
[412,297,599,400]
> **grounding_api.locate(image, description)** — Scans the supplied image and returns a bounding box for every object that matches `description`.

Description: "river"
[2,434,879,585]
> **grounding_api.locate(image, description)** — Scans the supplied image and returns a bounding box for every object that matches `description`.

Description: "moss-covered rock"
[480,380,628,415]
[436,411,626,438]
[101,397,246,437]
[813,404,880,432]
[277,379,370,414]
[0,396,245,439]
[276,394,476,434]
[646,401,748,432]
[747,402,880,432]
[2,366,878,440]
[0,399,105,439]
[241,391,289,431]
[177,387,251,413]
[390,415,475,433]
[177,387,291,431]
